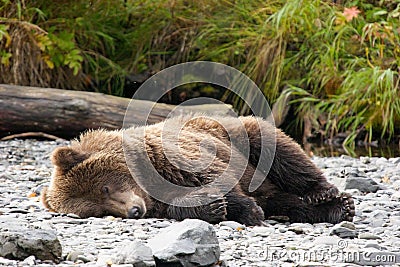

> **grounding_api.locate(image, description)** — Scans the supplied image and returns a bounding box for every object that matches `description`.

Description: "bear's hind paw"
[324,192,355,224]
[340,192,355,222]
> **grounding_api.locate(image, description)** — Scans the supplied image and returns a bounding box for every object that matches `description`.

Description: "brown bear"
[41,115,355,226]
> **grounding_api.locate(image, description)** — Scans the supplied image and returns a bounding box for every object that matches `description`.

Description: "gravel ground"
[1,139,400,267]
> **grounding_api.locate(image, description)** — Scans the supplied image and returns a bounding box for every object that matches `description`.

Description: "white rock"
[148,219,220,267]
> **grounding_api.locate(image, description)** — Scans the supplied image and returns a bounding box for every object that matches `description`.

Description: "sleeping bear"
[41,115,355,226]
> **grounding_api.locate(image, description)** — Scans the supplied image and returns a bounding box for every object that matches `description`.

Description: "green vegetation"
[0,0,399,146]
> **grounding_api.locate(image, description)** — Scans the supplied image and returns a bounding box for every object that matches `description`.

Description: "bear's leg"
[261,192,355,224]
[231,117,339,203]
[224,190,265,226]
[184,116,336,202]
[167,192,228,224]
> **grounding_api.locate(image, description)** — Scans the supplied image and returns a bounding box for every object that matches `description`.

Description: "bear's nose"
[128,206,142,219]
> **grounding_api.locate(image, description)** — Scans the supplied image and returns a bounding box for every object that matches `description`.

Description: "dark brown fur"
[42,115,355,225]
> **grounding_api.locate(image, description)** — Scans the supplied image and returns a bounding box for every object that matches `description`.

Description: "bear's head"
[41,145,149,219]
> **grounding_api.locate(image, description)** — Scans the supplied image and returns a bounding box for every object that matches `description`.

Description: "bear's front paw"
[242,204,265,226]
[234,203,265,226]
[203,196,227,223]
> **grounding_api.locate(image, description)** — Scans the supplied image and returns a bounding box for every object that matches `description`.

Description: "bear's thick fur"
[42,115,355,225]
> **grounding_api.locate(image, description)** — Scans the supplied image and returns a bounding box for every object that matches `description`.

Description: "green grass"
[1,0,399,146]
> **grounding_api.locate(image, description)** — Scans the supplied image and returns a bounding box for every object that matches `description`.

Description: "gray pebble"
[1,139,400,267]
[21,255,35,266]
[251,226,275,237]
[359,233,382,240]
[66,251,84,262]
[345,177,380,192]
[364,241,385,250]
[330,225,357,239]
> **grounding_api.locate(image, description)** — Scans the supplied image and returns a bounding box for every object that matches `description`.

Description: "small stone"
[329,225,357,239]
[264,220,280,225]
[370,210,388,220]
[313,236,341,246]
[76,255,91,263]
[389,158,400,164]
[219,221,245,230]
[364,241,384,250]
[66,251,84,262]
[8,209,29,214]
[359,233,382,240]
[393,180,400,189]
[96,254,113,266]
[288,226,305,234]
[0,257,17,266]
[66,213,81,219]
[391,191,400,200]
[251,226,275,237]
[278,227,287,233]
[369,219,385,228]
[21,255,35,266]
[133,229,148,240]
[345,177,380,193]
[360,157,371,164]
[339,221,356,230]
[153,221,171,228]
[112,241,154,266]
[376,157,388,164]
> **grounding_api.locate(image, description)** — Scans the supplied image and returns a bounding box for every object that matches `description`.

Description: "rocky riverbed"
[0,139,399,266]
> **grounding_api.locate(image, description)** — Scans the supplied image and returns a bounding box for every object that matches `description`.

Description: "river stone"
[112,241,155,266]
[251,226,275,237]
[148,219,220,267]
[329,223,357,239]
[0,227,61,261]
[359,233,382,240]
[66,250,84,262]
[219,221,245,230]
[21,255,35,266]
[344,177,380,192]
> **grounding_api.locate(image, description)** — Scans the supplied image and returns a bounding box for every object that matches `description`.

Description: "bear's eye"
[102,186,110,195]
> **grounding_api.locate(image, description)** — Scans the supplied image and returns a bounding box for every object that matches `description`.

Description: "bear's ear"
[51,147,88,172]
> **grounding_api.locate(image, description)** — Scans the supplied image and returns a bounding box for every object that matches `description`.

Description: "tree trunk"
[0,84,235,139]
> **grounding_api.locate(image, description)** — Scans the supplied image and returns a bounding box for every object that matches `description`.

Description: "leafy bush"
[0,0,399,146]
[275,0,400,147]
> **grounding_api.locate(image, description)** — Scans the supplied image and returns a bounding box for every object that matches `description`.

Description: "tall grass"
[1,0,399,145]
[276,0,400,147]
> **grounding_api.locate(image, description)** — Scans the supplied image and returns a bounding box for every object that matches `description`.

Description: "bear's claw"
[208,197,228,221]
[324,192,355,224]
[340,192,355,222]
[303,184,339,205]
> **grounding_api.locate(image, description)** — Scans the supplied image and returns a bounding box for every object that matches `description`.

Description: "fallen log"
[0,84,236,139]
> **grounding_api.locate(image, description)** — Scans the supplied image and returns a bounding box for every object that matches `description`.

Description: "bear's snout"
[128,206,143,219]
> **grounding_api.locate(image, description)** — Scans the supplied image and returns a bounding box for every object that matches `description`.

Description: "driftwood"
[1,132,64,141]
[0,84,236,139]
